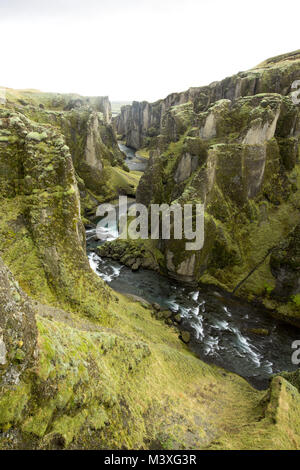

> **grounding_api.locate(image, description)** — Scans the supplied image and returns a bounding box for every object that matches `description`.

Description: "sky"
[0,0,299,102]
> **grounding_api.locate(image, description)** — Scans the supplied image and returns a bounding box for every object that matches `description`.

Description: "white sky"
[0,0,299,102]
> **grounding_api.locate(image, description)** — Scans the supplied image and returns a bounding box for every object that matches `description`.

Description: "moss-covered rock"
[2,88,128,217]
[125,61,300,324]
[0,108,111,319]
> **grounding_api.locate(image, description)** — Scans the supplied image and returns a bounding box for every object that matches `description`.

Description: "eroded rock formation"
[113,51,300,324]
[115,50,300,149]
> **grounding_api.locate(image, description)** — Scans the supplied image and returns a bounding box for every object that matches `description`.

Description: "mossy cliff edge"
[110,51,300,325]
[1,88,136,219]
[0,69,300,449]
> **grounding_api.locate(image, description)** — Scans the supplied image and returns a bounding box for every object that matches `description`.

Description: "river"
[118,142,148,172]
[86,143,299,390]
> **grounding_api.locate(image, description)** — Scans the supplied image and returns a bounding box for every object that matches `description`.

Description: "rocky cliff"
[112,51,300,325]
[115,50,300,149]
[0,106,112,317]
[1,88,140,217]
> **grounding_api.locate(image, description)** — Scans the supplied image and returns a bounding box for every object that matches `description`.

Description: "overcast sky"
[0,0,299,102]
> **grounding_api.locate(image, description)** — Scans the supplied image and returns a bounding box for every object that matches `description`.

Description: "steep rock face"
[0,108,111,317]
[2,89,129,215]
[126,52,300,322]
[270,223,300,301]
[115,50,300,149]
[0,257,37,386]
[0,263,153,449]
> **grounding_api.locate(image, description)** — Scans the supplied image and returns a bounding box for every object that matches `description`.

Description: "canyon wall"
[110,51,300,325]
[115,50,300,149]
[2,88,138,217]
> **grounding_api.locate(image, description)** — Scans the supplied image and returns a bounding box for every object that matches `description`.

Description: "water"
[86,143,299,390]
[118,142,148,172]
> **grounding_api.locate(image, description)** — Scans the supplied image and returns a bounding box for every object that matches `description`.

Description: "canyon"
[0,50,299,450]
[111,50,300,327]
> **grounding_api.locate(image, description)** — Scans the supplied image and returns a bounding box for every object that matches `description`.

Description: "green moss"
[278,369,300,392]
[109,166,141,195]
[292,294,300,307]
[278,137,298,171]
[0,383,31,428]
[208,376,300,450]
[264,283,274,295]
[26,131,48,142]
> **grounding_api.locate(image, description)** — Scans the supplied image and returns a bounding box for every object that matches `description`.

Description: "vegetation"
[0,51,300,450]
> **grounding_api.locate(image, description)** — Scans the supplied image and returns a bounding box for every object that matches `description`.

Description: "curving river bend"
[87,143,299,390]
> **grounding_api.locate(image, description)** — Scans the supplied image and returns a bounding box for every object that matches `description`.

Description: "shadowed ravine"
[87,144,299,390]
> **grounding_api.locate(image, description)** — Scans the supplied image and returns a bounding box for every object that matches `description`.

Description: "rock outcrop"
[0,106,111,318]
[115,50,300,149]
[2,88,131,218]
[113,51,300,323]
[1,249,300,450]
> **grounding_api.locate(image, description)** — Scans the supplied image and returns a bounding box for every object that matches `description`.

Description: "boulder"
[161,310,172,320]
[180,331,191,344]
[152,303,162,312]
[174,314,182,324]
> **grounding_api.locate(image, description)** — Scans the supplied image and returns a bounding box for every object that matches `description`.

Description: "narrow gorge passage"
[87,144,299,390]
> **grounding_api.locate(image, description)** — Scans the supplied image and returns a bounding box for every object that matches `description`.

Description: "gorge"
[0,50,300,450]
[88,144,299,391]
[113,50,300,326]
